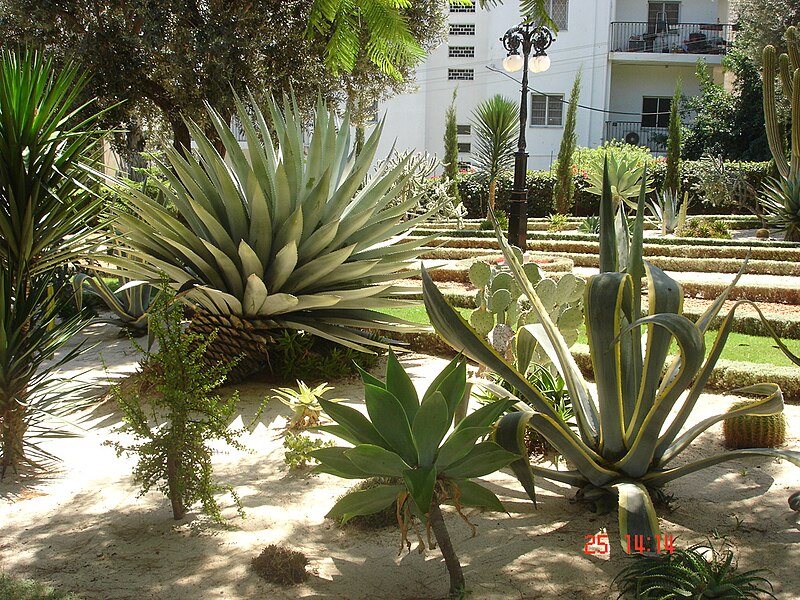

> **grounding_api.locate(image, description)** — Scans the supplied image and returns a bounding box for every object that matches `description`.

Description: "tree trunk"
[1,403,27,479]
[172,120,192,159]
[166,453,186,519]
[488,178,497,217]
[428,498,465,599]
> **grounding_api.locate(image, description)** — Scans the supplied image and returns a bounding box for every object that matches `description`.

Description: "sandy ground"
[2,319,800,600]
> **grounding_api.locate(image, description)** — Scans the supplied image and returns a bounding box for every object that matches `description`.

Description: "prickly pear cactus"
[722,400,787,449]
[468,258,585,370]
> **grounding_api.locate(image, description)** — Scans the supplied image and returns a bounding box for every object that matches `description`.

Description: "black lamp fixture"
[501,22,554,249]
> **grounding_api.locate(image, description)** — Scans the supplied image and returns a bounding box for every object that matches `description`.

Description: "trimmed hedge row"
[388,333,800,401]
[416,254,575,284]
[456,161,772,218]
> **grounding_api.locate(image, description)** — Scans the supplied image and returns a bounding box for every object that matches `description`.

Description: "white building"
[375,0,734,170]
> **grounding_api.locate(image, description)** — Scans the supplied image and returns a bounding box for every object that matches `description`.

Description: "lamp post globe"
[500,22,554,249]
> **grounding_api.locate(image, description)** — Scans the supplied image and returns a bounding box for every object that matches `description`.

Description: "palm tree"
[470,95,518,216]
[307,1,555,77]
[0,49,106,475]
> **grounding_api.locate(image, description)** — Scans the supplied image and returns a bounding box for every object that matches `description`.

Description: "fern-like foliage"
[307,0,557,77]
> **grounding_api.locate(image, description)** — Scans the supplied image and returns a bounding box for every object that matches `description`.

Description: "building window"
[449,2,476,13]
[448,68,474,81]
[457,124,472,135]
[449,45,475,58]
[449,23,476,36]
[530,94,564,126]
[546,0,569,31]
[648,2,679,32]
[458,142,471,153]
[641,97,671,127]
[458,161,473,170]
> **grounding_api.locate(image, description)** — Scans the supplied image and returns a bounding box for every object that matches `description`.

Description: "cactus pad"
[468,261,491,288]
[469,308,495,337]
[489,289,513,313]
[722,400,787,449]
[523,263,542,285]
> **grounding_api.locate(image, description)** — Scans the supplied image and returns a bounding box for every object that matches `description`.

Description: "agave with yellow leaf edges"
[106,95,437,380]
[422,162,800,555]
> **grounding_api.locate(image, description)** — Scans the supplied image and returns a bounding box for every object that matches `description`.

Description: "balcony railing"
[605,121,668,154]
[610,22,735,56]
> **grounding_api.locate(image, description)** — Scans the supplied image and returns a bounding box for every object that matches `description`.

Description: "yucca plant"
[421,164,800,553]
[312,351,518,599]
[0,49,107,475]
[470,94,518,216]
[104,94,435,381]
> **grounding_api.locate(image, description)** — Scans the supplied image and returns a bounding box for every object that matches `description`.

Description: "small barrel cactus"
[722,400,787,449]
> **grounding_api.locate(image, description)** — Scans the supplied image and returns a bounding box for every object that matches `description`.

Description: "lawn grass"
[0,574,81,600]
[379,306,800,367]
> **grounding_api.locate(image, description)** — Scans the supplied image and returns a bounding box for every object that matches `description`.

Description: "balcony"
[610,22,735,61]
[604,121,667,154]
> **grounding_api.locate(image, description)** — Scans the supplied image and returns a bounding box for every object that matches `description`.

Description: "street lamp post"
[501,22,554,249]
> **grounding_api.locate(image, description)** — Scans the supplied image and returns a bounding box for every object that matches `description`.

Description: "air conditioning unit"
[624,131,640,145]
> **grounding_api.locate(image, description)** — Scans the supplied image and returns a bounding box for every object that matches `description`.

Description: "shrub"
[283,432,334,470]
[676,217,732,239]
[107,290,257,522]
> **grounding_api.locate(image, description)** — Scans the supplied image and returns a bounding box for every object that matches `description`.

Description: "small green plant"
[578,215,601,234]
[647,189,689,235]
[283,432,334,470]
[583,143,654,212]
[480,210,508,231]
[273,381,339,430]
[547,212,570,232]
[107,289,255,522]
[676,217,732,239]
[251,544,309,585]
[723,399,787,449]
[268,330,379,382]
[613,541,776,600]
[0,573,82,600]
[313,351,519,599]
[760,174,800,242]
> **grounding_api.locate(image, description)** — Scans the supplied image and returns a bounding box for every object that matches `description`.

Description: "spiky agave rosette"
[103,94,438,380]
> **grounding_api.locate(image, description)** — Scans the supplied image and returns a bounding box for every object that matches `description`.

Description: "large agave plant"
[107,95,436,379]
[422,167,800,553]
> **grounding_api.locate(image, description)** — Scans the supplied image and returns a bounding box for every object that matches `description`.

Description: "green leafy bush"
[107,292,257,522]
[283,432,334,469]
[0,574,81,600]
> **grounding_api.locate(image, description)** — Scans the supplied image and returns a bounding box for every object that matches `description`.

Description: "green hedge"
[457,160,772,218]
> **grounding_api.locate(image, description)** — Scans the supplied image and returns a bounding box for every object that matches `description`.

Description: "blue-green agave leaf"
[412,391,451,467]
[439,442,518,480]
[364,384,418,465]
[403,466,437,517]
[385,348,420,419]
[325,484,405,524]
[311,446,372,479]
[344,445,410,477]
[318,398,386,448]
[613,481,661,555]
[450,479,506,512]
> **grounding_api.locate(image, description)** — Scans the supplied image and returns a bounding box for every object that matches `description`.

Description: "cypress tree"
[554,70,582,214]
[443,89,461,202]
[665,80,682,194]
